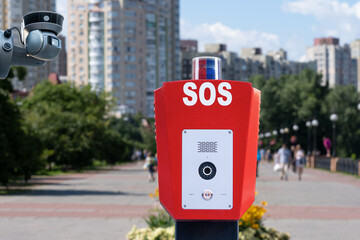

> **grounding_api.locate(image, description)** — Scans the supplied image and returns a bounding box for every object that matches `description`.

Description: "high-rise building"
[268,48,287,61]
[205,43,226,53]
[306,37,357,88]
[180,39,197,53]
[67,0,180,117]
[350,39,360,92]
[57,35,67,76]
[0,0,58,90]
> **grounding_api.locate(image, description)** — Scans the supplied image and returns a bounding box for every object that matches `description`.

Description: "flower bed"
[127,188,290,240]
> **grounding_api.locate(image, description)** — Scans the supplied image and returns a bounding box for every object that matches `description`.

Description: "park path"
[0,161,157,240]
[256,161,360,240]
[0,160,359,240]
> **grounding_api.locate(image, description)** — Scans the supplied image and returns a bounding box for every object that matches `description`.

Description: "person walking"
[276,144,291,180]
[295,144,306,181]
[322,136,332,157]
[256,149,261,177]
[145,152,156,182]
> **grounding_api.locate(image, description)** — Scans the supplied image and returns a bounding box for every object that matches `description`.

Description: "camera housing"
[22,11,63,35]
[0,11,63,79]
[22,11,63,61]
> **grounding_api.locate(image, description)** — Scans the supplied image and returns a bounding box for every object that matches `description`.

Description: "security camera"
[0,11,64,79]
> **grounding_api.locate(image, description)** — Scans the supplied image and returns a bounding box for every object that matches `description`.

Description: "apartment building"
[67,0,180,117]
[180,43,316,82]
[306,37,357,88]
[350,39,360,92]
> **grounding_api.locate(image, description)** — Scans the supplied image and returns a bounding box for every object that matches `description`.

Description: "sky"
[57,0,360,61]
[181,0,360,60]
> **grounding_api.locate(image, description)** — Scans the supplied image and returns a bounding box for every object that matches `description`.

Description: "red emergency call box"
[154,57,260,220]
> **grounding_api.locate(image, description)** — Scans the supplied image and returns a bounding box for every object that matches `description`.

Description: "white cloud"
[283,0,360,44]
[299,54,308,62]
[283,33,307,61]
[180,19,281,55]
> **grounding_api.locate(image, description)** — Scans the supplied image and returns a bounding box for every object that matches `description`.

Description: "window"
[107,11,119,18]
[125,55,136,62]
[125,99,136,105]
[125,82,136,87]
[125,10,136,17]
[126,46,136,52]
[126,73,136,79]
[125,90,136,97]
[126,64,136,70]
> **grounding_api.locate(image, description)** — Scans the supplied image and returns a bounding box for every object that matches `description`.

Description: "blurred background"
[0,1,360,240]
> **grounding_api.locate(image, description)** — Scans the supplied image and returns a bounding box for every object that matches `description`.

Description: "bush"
[145,208,174,229]
[127,225,175,240]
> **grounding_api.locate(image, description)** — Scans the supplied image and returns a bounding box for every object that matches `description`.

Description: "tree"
[322,85,360,157]
[0,69,41,185]
[250,69,359,157]
[21,81,131,170]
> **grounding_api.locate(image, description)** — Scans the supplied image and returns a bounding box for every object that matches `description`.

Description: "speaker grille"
[197,142,217,153]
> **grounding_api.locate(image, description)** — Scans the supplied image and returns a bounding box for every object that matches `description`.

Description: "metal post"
[175,220,239,240]
[313,126,317,156]
[332,122,336,157]
[307,127,311,156]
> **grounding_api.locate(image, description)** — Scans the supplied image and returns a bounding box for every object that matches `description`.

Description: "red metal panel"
[154,79,260,220]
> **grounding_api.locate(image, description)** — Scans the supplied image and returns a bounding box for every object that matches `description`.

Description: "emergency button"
[202,190,213,200]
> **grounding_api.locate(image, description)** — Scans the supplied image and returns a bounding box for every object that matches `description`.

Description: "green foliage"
[0,81,42,185]
[321,85,360,157]
[109,114,143,146]
[21,81,131,170]
[13,66,27,81]
[127,225,175,240]
[144,208,174,229]
[251,70,327,132]
[140,118,157,154]
[109,114,157,154]
[251,69,359,157]
[239,227,290,240]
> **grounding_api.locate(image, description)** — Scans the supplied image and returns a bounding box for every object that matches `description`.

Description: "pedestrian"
[256,149,261,177]
[260,148,266,161]
[295,144,306,181]
[276,144,291,181]
[322,136,332,157]
[136,149,142,161]
[267,149,273,163]
[145,152,156,182]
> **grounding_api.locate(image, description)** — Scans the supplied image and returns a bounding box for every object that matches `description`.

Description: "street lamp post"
[306,121,312,155]
[293,124,299,136]
[279,128,284,143]
[330,114,338,157]
[357,103,360,111]
[272,130,278,136]
[311,119,319,156]
[284,127,289,145]
[292,124,299,145]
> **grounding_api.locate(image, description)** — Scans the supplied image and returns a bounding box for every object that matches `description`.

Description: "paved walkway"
[256,161,360,240]
[0,161,359,240]
[0,162,157,240]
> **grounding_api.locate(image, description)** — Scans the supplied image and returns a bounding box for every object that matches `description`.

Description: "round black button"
[198,162,216,180]
[3,42,12,51]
